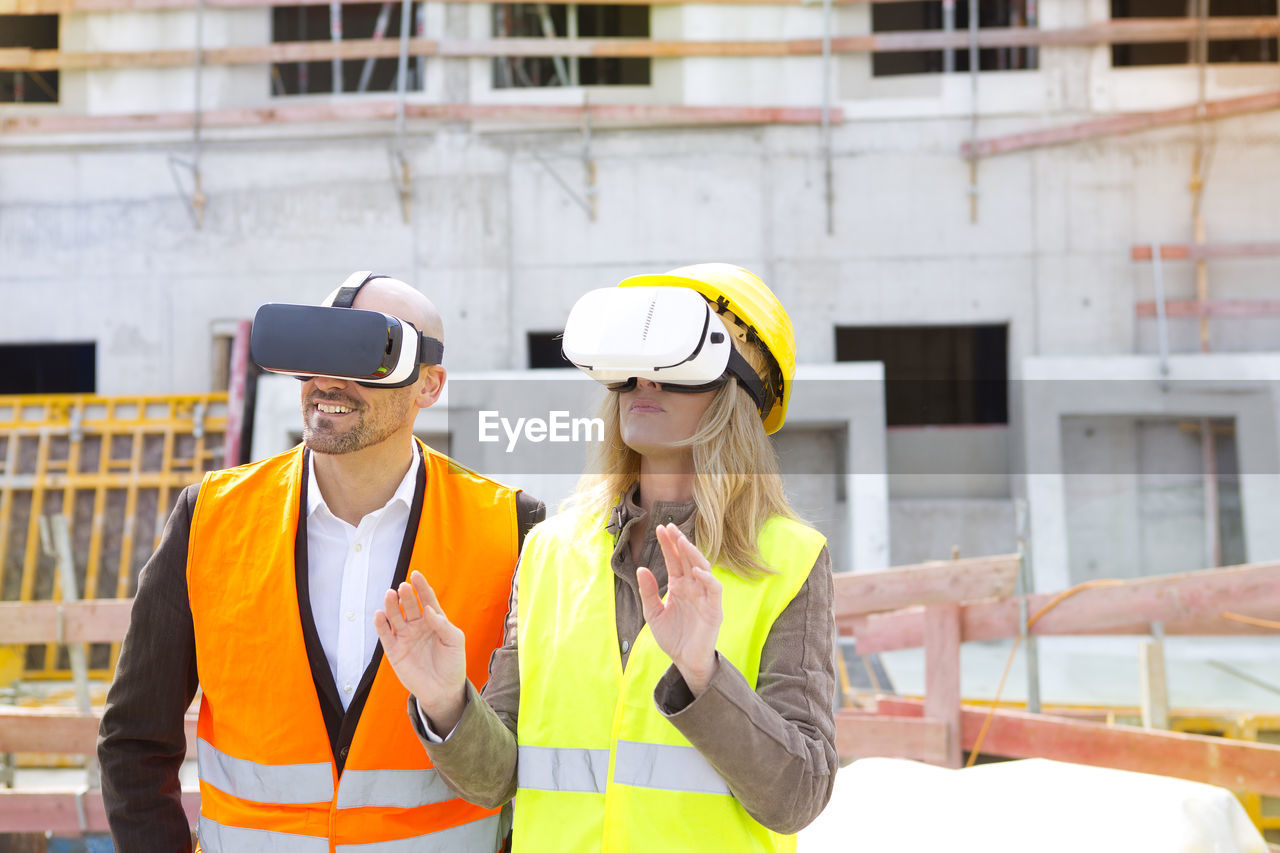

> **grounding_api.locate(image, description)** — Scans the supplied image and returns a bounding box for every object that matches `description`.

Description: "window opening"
[835,324,1008,426]
[493,4,650,88]
[1,15,59,104]
[1111,0,1276,66]
[0,343,95,394]
[270,3,425,96]
[871,0,1038,77]
[527,331,573,368]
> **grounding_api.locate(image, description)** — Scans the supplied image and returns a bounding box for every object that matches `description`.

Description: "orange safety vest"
[187,440,519,853]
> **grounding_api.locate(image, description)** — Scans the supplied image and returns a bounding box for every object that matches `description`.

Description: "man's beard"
[302,392,409,455]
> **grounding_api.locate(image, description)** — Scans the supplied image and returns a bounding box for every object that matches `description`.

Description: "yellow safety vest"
[513,509,826,852]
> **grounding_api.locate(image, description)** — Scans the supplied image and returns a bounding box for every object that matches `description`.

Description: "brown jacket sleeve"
[408,552,523,808]
[412,544,839,834]
[97,484,201,852]
[652,546,838,834]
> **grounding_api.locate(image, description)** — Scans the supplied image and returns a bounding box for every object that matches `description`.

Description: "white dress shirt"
[306,448,419,711]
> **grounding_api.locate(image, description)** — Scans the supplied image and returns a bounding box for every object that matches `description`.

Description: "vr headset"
[562,286,766,407]
[250,271,444,388]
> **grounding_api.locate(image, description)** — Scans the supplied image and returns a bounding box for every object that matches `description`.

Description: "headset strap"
[329,270,445,366]
[419,335,445,366]
[725,346,767,412]
[329,270,391,309]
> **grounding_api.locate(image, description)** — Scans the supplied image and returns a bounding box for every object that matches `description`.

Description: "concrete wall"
[4,0,1280,590]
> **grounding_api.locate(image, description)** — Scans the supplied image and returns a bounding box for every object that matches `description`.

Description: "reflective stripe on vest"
[335,768,457,810]
[198,816,329,853]
[197,737,334,805]
[517,745,611,794]
[200,814,503,853]
[334,815,503,852]
[613,740,732,797]
[514,510,826,852]
[189,442,518,847]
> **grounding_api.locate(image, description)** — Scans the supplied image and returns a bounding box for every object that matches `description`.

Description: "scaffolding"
[0,394,228,681]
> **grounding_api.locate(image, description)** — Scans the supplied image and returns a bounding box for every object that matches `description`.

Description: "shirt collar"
[605,481,696,536]
[306,443,420,521]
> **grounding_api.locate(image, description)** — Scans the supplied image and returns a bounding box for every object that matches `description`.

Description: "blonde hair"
[568,320,798,579]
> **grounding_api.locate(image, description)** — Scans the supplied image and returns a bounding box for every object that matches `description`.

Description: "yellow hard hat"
[618,263,796,434]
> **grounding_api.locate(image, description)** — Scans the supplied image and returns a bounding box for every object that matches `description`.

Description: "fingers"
[409,571,443,614]
[373,609,394,646]
[676,532,711,573]
[421,602,466,648]
[382,587,411,633]
[656,524,689,581]
[695,566,722,610]
[397,577,429,621]
[636,566,665,624]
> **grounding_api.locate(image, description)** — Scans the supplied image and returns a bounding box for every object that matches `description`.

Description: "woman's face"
[618,378,718,460]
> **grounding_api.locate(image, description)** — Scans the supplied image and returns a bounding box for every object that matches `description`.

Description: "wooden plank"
[0,707,198,755]
[849,601,1278,649]
[0,789,199,833]
[877,697,1280,797]
[0,101,838,134]
[1138,639,1169,730]
[964,89,1280,159]
[0,600,133,644]
[968,708,1280,796]
[834,553,1019,620]
[924,603,963,768]
[852,561,1280,653]
[1136,299,1280,318]
[7,19,1280,72]
[1132,242,1280,261]
[835,711,949,764]
[3,0,871,12]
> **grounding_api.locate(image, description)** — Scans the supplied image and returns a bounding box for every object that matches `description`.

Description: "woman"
[374,264,838,851]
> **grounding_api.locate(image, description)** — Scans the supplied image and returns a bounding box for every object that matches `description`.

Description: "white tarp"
[799,757,1268,853]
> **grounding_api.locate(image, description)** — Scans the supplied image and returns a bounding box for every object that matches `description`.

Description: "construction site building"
[3,0,1280,699]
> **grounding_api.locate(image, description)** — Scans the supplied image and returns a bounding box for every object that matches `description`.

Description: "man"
[98,272,543,852]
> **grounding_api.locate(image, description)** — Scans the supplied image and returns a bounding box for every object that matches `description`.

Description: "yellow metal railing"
[0,393,228,680]
[1173,714,1280,841]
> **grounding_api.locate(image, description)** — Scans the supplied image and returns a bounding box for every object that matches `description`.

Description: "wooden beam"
[834,553,1019,621]
[3,0,871,12]
[924,603,963,768]
[0,707,198,756]
[877,697,1280,797]
[964,89,1280,159]
[1138,638,1170,730]
[852,561,1280,653]
[0,790,200,833]
[834,711,950,764]
[1135,299,1280,318]
[0,600,133,644]
[0,101,838,134]
[7,19,1280,72]
[1132,242,1280,261]
[848,603,1277,649]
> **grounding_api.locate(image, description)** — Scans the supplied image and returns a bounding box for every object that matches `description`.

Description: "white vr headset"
[562,286,766,407]
[250,271,444,388]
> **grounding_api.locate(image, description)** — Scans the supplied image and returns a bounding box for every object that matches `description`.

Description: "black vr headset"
[250,271,444,388]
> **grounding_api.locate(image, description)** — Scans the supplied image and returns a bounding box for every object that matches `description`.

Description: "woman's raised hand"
[637,523,724,696]
[374,570,468,733]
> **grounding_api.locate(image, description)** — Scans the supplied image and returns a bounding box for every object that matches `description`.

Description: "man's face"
[300,374,418,455]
